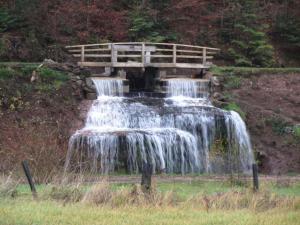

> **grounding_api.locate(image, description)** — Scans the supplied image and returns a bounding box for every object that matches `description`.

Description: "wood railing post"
[173,44,177,65]
[141,42,145,66]
[111,43,117,66]
[81,46,85,62]
[202,47,207,65]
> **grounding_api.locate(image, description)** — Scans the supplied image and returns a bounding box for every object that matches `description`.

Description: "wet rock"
[85,92,97,100]
[213,92,226,102]
[211,76,220,86]
[85,78,95,89]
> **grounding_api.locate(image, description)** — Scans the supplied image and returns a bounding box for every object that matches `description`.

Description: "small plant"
[224,102,246,120]
[0,175,18,198]
[0,67,16,79]
[224,76,242,89]
[266,117,289,135]
[47,184,83,203]
[37,67,68,82]
[82,182,112,205]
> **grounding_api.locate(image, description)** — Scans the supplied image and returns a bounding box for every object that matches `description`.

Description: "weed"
[266,117,289,135]
[293,125,300,139]
[0,67,16,79]
[224,76,242,89]
[82,182,111,205]
[224,102,246,120]
[46,184,83,203]
[37,67,68,82]
[0,175,18,198]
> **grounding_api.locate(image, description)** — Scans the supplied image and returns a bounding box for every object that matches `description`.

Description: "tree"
[222,0,275,67]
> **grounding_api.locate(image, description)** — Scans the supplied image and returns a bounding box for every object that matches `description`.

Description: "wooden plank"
[117,55,142,58]
[156,49,173,52]
[150,55,173,58]
[176,50,203,54]
[73,54,111,58]
[177,55,213,59]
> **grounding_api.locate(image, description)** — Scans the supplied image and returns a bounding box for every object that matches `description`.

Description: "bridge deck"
[66,42,220,69]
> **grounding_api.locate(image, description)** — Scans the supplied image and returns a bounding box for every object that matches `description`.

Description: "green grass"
[211,66,300,76]
[0,67,17,79]
[1,180,299,225]
[223,102,246,119]
[0,199,299,225]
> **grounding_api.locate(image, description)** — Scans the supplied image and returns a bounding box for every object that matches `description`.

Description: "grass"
[223,102,246,119]
[1,200,299,225]
[211,66,300,76]
[1,179,300,225]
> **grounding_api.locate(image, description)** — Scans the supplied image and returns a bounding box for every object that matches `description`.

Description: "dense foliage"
[0,0,299,66]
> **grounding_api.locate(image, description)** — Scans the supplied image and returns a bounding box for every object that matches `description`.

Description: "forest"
[0,0,300,66]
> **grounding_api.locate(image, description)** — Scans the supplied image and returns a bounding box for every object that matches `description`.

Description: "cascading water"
[65,77,254,175]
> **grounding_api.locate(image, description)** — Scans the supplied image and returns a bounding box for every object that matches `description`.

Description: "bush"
[266,117,289,135]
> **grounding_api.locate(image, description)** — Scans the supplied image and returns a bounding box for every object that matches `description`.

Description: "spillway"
[65,77,254,174]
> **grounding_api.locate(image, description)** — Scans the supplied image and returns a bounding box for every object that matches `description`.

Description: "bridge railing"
[66,42,220,69]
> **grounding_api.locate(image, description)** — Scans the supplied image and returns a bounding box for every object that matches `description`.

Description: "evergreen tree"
[223,0,275,67]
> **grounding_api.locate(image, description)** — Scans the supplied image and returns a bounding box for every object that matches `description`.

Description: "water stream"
[65,78,254,174]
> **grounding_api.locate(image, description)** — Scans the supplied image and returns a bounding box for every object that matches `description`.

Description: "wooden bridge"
[66,42,220,70]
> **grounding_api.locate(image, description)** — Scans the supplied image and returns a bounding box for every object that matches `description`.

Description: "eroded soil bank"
[216,72,300,174]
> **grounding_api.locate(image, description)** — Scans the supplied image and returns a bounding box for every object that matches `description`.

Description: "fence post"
[173,44,177,65]
[81,46,85,63]
[21,160,37,199]
[202,47,207,65]
[141,163,153,193]
[252,163,259,192]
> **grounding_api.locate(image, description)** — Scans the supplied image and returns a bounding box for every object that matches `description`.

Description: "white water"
[66,78,254,174]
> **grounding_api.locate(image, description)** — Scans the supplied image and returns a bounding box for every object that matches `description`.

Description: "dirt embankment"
[0,65,91,181]
[220,73,300,174]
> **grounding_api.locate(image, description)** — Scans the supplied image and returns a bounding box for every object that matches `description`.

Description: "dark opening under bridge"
[66,42,220,70]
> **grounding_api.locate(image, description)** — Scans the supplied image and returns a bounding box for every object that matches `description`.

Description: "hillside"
[0,0,300,66]
[0,64,299,178]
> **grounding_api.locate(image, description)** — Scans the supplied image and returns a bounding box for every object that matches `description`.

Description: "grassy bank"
[1,179,300,225]
[0,200,299,225]
[211,66,300,76]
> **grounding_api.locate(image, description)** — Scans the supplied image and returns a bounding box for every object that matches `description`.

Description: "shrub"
[266,117,289,135]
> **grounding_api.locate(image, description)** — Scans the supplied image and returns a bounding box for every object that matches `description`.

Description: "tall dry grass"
[0,174,18,198]
[80,181,300,211]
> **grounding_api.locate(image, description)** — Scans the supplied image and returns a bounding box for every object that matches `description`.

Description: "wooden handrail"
[66,42,220,69]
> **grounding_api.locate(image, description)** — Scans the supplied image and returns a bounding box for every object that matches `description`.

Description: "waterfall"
[65,77,254,174]
[92,78,123,96]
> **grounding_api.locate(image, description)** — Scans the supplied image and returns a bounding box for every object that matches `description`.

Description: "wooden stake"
[22,161,37,199]
[252,163,259,192]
